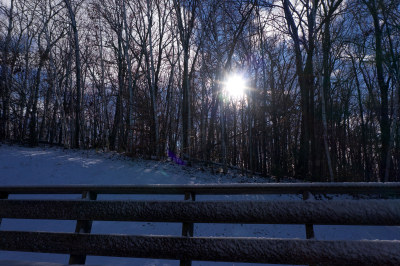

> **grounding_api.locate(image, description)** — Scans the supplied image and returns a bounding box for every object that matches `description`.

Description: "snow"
[0,145,272,186]
[1,144,400,266]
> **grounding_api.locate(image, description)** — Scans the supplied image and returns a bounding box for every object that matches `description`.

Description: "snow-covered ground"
[0,144,399,266]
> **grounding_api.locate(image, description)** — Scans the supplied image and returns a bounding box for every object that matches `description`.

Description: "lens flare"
[224,74,246,99]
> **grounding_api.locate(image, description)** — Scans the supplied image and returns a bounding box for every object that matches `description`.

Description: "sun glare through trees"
[224,74,247,100]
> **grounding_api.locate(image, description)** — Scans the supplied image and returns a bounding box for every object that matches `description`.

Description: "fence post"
[0,193,9,227]
[69,191,97,265]
[302,191,315,266]
[302,191,315,239]
[180,192,195,266]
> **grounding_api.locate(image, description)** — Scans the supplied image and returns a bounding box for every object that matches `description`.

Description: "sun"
[224,74,246,99]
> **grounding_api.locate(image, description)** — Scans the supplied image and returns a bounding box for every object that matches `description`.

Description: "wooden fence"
[1,183,400,265]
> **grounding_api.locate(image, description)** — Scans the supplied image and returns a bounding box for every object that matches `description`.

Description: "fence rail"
[1,182,400,195]
[1,231,399,265]
[1,199,400,225]
[1,183,400,265]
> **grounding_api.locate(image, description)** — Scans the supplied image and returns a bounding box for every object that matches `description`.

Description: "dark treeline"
[0,0,399,182]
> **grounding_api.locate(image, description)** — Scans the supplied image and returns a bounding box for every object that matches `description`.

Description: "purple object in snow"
[168,150,185,165]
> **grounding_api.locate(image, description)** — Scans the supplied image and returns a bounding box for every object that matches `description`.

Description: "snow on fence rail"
[0,183,400,266]
[1,231,400,265]
[1,182,400,195]
[2,200,400,225]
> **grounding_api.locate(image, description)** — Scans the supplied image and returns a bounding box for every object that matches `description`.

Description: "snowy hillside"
[0,144,275,186]
[0,144,399,266]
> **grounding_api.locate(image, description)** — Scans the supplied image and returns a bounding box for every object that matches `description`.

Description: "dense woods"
[0,0,399,182]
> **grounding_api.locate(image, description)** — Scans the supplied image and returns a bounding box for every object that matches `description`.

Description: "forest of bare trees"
[0,0,399,182]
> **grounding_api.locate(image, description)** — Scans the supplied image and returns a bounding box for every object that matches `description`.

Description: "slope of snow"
[0,144,399,266]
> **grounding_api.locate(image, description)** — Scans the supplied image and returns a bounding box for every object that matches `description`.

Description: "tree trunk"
[64,0,82,149]
[321,10,334,182]
[122,0,135,152]
[0,0,14,141]
[147,0,160,157]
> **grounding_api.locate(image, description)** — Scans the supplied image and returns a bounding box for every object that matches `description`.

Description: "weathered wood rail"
[0,183,400,266]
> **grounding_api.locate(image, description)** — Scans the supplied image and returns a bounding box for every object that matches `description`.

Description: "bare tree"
[63,0,82,148]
